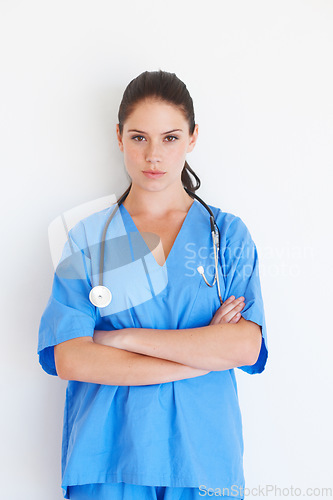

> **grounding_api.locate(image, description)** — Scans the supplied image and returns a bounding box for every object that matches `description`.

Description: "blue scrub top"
[37,198,268,500]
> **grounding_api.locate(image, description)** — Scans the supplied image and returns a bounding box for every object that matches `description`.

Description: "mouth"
[142,170,166,178]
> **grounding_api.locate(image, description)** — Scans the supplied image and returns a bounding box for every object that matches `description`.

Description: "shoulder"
[204,201,254,245]
[67,203,118,248]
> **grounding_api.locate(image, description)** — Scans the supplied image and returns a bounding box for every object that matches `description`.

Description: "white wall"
[1,1,332,499]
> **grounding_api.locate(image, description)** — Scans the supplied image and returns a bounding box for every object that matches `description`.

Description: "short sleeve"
[222,216,268,374]
[37,226,97,376]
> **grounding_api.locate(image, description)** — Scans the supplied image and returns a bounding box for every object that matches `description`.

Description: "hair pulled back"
[116,70,201,204]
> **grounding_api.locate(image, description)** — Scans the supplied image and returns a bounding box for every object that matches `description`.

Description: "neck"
[122,182,194,218]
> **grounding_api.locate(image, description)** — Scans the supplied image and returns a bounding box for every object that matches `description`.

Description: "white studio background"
[1,1,332,499]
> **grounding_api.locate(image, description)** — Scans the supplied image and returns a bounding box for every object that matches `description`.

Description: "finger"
[221,299,244,314]
[218,298,245,320]
[211,307,243,325]
[220,296,234,307]
[223,295,244,306]
[211,297,245,324]
[225,295,245,302]
[221,296,245,310]
[212,305,242,325]
[229,312,242,324]
[219,302,245,323]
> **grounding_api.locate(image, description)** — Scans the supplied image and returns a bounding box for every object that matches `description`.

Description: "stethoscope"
[89,187,223,308]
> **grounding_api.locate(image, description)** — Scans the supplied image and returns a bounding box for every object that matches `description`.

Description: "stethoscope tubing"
[90,187,223,308]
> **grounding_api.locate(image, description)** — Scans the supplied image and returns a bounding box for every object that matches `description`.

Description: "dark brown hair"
[116,70,201,204]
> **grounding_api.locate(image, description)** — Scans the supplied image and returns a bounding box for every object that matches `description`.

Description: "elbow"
[56,356,79,381]
[54,348,70,380]
[55,361,67,380]
[57,367,69,380]
[243,326,262,366]
[54,337,94,381]
[54,341,81,380]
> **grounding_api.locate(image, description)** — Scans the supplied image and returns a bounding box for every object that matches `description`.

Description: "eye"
[131,135,146,142]
[164,135,178,142]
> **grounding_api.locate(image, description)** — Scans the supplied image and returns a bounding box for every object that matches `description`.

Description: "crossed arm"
[55,296,262,386]
[93,317,262,371]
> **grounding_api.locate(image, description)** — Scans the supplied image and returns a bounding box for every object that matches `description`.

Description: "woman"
[38,70,268,500]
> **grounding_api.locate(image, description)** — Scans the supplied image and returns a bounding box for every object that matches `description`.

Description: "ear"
[116,124,124,152]
[187,124,199,153]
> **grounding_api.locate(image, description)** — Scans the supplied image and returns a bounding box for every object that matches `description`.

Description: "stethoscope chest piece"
[89,285,112,308]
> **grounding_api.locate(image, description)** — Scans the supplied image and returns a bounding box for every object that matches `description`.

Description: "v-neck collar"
[119,198,198,269]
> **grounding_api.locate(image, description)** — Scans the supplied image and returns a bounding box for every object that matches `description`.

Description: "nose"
[145,141,161,164]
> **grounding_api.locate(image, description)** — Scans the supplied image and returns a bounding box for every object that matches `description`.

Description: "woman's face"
[116,98,198,194]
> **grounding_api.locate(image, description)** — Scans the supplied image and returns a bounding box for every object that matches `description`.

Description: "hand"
[209,296,245,325]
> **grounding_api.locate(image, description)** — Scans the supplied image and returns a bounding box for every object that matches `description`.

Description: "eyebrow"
[127,129,183,135]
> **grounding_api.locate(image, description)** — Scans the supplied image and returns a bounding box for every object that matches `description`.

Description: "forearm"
[95,318,261,371]
[55,337,210,386]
